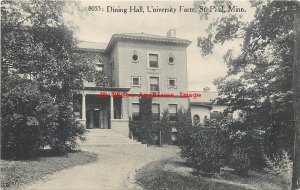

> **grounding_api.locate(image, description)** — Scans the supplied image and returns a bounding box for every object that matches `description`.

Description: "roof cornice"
[105,34,192,53]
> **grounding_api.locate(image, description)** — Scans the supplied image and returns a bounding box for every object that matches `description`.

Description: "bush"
[129,119,155,144]
[181,128,227,176]
[227,126,266,169]
[264,150,292,189]
[50,96,86,154]
[129,98,155,145]
[230,147,250,176]
[157,109,173,145]
[1,79,57,159]
[1,76,86,159]
[129,108,173,145]
[175,108,192,146]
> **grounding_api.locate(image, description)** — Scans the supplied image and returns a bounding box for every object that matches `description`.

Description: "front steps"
[81,129,147,147]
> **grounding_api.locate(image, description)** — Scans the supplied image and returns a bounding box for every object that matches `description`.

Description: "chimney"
[167,29,176,38]
[203,87,210,92]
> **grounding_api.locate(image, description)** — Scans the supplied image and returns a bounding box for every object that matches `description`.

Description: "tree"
[194,0,299,188]
[1,0,90,157]
[196,0,296,153]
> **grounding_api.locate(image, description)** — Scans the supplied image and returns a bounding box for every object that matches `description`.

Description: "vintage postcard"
[1,0,300,190]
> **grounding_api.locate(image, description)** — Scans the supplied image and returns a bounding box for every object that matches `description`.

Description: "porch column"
[110,95,114,119]
[82,93,86,120]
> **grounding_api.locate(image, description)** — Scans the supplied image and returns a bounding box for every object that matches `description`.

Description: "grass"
[0,150,97,190]
[135,156,286,190]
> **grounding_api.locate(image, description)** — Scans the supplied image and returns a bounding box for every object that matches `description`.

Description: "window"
[149,54,159,68]
[131,76,141,87]
[169,104,177,121]
[152,104,160,121]
[168,78,177,88]
[168,53,175,64]
[132,50,139,62]
[132,103,140,121]
[193,115,200,126]
[149,77,159,92]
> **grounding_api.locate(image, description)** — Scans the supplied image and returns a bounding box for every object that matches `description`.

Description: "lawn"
[135,156,287,190]
[0,150,97,190]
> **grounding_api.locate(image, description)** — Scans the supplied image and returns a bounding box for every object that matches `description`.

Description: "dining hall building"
[73,29,224,137]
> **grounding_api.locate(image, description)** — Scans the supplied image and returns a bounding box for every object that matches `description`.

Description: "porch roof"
[74,87,131,95]
[83,86,131,91]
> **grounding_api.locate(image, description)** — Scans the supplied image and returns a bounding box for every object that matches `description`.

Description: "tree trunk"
[292,2,300,190]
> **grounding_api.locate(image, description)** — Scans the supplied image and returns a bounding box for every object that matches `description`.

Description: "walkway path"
[23,129,180,190]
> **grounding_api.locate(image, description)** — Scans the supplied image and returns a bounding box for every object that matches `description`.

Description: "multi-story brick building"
[74,30,192,137]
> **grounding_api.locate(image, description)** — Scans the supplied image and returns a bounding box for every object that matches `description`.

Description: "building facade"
[74,30,192,137]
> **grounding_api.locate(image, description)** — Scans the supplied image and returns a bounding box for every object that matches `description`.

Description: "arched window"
[193,114,200,126]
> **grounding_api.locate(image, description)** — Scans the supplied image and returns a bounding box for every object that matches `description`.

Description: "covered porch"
[73,87,131,137]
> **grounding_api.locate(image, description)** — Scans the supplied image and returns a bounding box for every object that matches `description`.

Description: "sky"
[65,1,255,91]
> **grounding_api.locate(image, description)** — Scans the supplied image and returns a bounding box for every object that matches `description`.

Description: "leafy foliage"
[158,109,173,145]
[1,1,88,159]
[230,147,251,176]
[175,108,193,146]
[129,106,174,145]
[1,75,57,159]
[181,128,227,176]
[129,98,155,144]
[265,150,293,189]
[226,122,266,169]
[196,0,297,156]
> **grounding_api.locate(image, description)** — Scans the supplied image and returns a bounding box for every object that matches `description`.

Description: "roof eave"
[105,34,192,53]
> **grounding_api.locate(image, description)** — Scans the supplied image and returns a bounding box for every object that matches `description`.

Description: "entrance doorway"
[87,105,109,129]
[87,108,101,129]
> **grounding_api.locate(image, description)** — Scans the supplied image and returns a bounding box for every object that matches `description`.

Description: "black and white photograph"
[1,0,300,189]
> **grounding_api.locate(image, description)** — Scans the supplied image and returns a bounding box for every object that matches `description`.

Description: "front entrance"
[87,104,109,129]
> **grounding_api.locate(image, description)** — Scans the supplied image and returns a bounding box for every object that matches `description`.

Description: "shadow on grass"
[137,167,250,190]
[136,158,254,190]
[37,149,82,158]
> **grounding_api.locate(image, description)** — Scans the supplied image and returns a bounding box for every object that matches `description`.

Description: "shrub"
[1,76,86,159]
[129,98,156,145]
[157,109,172,145]
[176,108,192,146]
[1,79,56,159]
[129,120,155,145]
[230,147,250,176]
[50,97,86,154]
[139,98,153,121]
[181,128,227,176]
[228,128,266,169]
[264,150,293,189]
